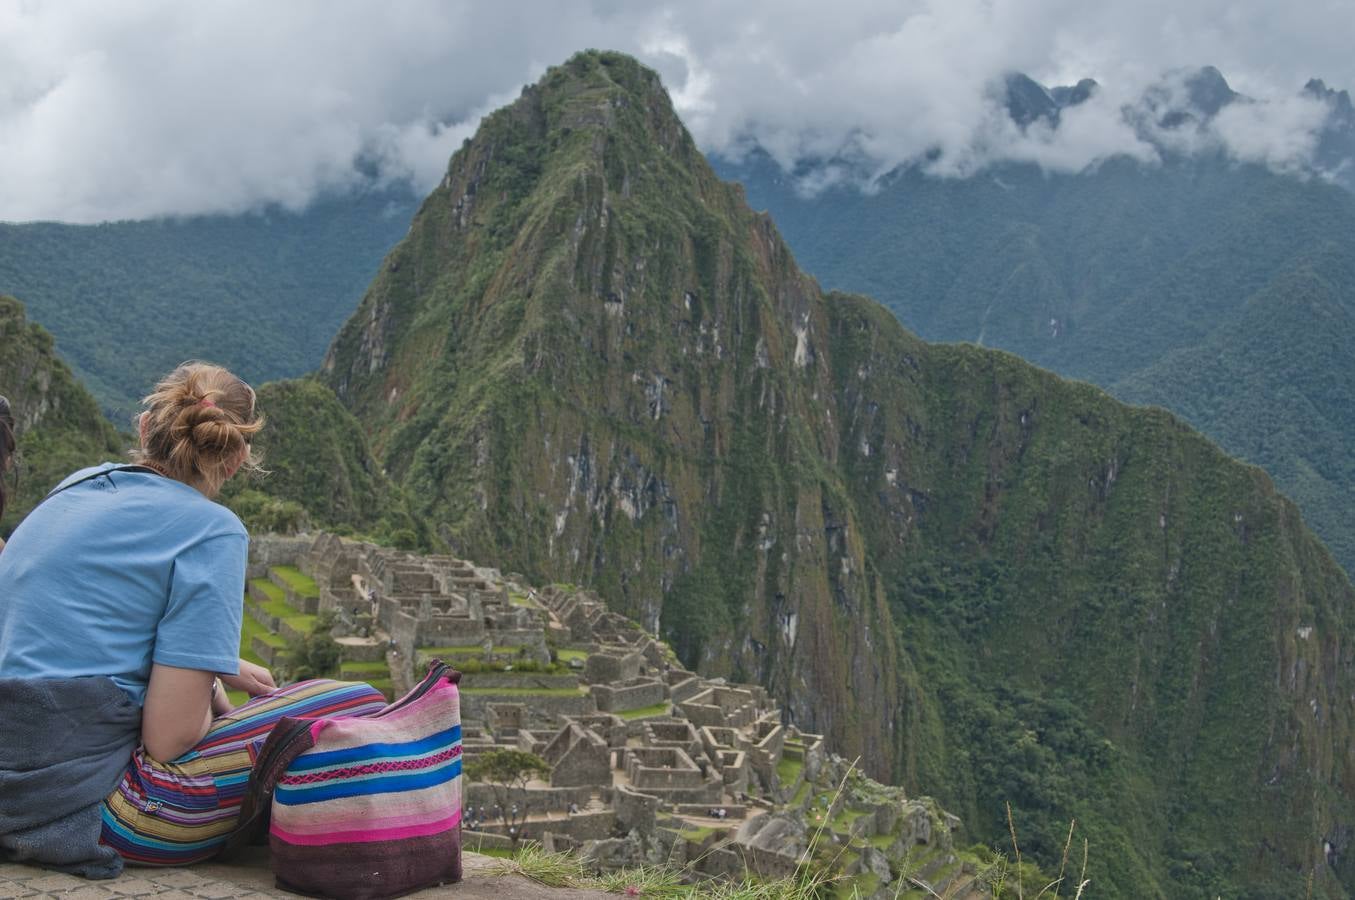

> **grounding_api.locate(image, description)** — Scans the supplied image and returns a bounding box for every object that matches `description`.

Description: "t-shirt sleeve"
[153,532,246,675]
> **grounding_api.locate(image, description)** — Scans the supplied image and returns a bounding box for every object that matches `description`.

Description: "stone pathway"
[0,850,613,899]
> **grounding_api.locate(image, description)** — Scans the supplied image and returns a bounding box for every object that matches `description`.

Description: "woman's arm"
[141,663,216,763]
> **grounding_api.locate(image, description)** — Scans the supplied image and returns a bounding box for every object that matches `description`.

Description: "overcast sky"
[3,0,1353,223]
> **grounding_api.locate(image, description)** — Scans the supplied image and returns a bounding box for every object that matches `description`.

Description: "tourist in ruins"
[0,395,14,552]
[0,363,387,877]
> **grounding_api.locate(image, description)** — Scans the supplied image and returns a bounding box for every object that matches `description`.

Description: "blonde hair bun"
[136,362,264,495]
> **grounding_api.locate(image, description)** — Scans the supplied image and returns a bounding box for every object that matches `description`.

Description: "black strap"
[38,464,160,506]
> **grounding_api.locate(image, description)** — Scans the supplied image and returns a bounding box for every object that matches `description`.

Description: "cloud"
[1,0,1352,222]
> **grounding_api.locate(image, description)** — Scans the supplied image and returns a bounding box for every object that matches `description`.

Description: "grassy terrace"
[618,702,672,720]
[284,614,317,634]
[254,630,286,649]
[776,755,803,787]
[831,806,868,834]
[340,660,391,675]
[250,577,286,604]
[271,565,319,597]
[677,824,715,842]
[868,830,898,849]
[238,615,269,666]
[554,648,589,662]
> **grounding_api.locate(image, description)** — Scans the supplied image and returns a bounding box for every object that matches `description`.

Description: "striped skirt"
[100,679,388,866]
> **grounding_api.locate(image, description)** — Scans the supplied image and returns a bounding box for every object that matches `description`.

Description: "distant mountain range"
[714,67,1355,578]
[0,189,416,420]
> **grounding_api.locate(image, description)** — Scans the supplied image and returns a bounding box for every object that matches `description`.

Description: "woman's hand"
[221,659,276,696]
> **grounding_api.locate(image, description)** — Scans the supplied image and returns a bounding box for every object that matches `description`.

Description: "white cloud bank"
[1,0,1352,222]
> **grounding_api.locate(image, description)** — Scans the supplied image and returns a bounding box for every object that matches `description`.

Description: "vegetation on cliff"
[715,146,1355,579]
[0,294,123,537]
[218,378,425,547]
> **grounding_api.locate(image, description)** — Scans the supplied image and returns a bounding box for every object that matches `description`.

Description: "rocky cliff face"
[0,294,123,536]
[317,53,1355,897]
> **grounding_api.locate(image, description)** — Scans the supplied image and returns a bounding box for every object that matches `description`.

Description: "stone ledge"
[0,849,613,899]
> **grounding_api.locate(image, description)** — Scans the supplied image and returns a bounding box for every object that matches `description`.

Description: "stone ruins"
[244,533,988,899]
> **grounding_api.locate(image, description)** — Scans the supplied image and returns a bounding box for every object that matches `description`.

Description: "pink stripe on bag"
[271,811,461,846]
[273,806,459,836]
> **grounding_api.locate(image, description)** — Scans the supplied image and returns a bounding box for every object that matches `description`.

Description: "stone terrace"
[237,534,985,898]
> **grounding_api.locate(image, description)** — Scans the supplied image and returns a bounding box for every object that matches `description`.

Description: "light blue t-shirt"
[0,463,245,704]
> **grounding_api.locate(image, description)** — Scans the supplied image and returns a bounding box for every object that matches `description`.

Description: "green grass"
[678,825,715,842]
[791,780,811,808]
[554,648,589,662]
[867,831,897,850]
[340,660,391,674]
[618,702,672,720]
[250,578,286,604]
[776,755,804,787]
[473,846,517,860]
[271,565,320,598]
[461,687,588,697]
[488,840,838,898]
[284,614,318,634]
[508,591,537,608]
[238,616,269,666]
[254,630,287,649]
[832,871,879,900]
[831,807,868,834]
[261,598,299,619]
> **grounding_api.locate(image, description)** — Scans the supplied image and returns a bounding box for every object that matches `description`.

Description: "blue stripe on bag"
[274,758,463,805]
[286,725,462,771]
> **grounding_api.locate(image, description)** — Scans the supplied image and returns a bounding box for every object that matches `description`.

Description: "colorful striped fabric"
[100,679,387,866]
[265,664,463,900]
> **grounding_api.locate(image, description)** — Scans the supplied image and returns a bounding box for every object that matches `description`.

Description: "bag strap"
[37,465,160,508]
[216,716,317,860]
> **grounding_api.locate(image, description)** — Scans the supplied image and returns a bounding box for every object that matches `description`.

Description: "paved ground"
[0,849,613,899]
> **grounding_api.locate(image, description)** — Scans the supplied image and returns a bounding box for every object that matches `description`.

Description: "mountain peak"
[1182,64,1239,115]
[1305,76,1355,117]
[1002,72,1097,128]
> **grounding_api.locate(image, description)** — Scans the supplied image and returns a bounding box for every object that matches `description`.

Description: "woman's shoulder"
[60,462,248,540]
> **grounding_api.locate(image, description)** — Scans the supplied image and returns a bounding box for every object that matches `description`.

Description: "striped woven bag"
[229,662,463,899]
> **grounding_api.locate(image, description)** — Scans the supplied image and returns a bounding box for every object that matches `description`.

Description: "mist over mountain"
[6,0,1355,223]
[714,66,1355,579]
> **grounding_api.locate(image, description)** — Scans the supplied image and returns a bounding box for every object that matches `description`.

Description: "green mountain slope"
[713,150,1355,580]
[0,294,123,538]
[218,378,425,547]
[0,190,414,419]
[305,52,1355,898]
[1114,243,1355,568]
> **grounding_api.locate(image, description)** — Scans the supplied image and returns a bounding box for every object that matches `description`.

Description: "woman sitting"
[0,363,386,877]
